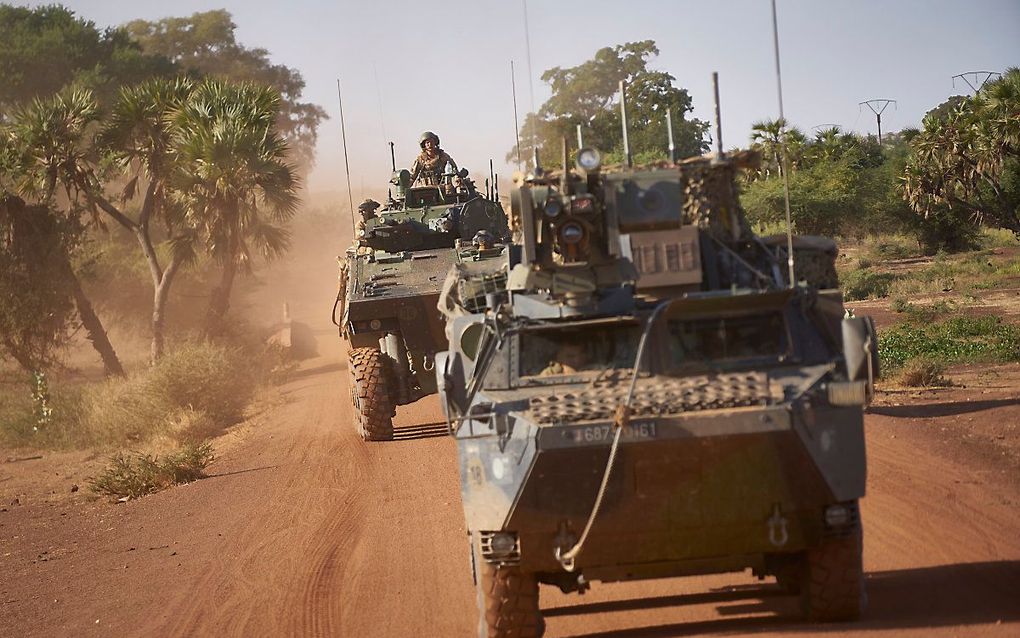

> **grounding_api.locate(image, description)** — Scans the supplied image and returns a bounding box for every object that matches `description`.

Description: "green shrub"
[866,235,919,261]
[77,340,255,446]
[891,300,957,325]
[0,378,84,448]
[879,316,1020,369]
[2,340,260,449]
[89,442,215,500]
[978,227,1020,249]
[145,341,255,424]
[842,268,896,300]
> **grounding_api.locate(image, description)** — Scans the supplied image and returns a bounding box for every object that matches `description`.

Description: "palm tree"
[974,67,1020,157]
[750,118,806,178]
[96,77,197,362]
[7,90,125,376]
[171,79,299,336]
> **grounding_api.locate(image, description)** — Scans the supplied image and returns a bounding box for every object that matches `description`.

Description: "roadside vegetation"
[0,6,318,499]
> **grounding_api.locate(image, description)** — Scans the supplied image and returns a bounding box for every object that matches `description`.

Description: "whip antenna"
[666,107,676,163]
[336,78,356,234]
[712,72,725,160]
[770,0,796,288]
[511,60,522,170]
[522,0,538,167]
[619,80,632,167]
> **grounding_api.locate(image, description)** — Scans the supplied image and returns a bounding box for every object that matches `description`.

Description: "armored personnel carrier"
[435,143,877,636]
[334,166,509,440]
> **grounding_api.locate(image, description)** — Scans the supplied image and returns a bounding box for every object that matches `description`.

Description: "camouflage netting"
[675,151,759,243]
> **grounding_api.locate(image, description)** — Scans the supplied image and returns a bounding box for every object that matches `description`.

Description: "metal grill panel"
[527,371,778,425]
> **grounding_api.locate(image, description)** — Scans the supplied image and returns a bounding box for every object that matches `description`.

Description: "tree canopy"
[0,4,174,112]
[125,10,327,171]
[904,68,1020,238]
[509,41,709,167]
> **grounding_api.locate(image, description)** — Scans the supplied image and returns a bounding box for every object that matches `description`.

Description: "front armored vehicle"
[334,164,509,441]
[436,145,877,636]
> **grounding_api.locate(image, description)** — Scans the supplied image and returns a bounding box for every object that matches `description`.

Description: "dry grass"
[898,357,950,387]
[1,340,262,450]
[89,442,215,500]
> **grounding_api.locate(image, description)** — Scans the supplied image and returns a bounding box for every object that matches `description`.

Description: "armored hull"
[345,248,452,355]
[459,367,865,578]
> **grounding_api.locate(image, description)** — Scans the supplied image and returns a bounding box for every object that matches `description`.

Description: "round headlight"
[559,222,585,245]
[543,196,563,218]
[576,147,602,172]
[488,532,517,557]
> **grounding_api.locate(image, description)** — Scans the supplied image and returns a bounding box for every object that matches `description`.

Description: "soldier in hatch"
[355,198,380,235]
[409,131,458,186]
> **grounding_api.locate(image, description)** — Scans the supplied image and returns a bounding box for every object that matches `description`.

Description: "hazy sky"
[17,0,1020,199]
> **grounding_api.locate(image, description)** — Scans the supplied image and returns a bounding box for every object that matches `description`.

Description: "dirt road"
[3,322,1020,637]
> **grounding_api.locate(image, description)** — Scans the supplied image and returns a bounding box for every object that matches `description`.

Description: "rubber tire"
[800,525,866,622]
[348,347,394,441]
[773,560,802,595]
[475,551,544,638]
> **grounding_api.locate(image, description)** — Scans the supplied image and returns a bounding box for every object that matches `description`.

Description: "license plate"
[570,421,657,443]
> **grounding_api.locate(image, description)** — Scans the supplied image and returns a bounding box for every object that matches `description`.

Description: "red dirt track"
[3,321,1020,636]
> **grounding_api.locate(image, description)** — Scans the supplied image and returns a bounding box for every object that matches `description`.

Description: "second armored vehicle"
[436,144,877,636]
[334,166,509,440]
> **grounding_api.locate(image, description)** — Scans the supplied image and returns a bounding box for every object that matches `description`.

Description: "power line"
[858,99,896,143]
[952,71,1001,94]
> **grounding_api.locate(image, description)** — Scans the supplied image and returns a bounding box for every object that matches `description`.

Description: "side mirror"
[842,316,880,401]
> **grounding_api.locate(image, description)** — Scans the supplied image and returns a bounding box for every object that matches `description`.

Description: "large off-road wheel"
[347,347,395,441]
[800,526,866,622]
[475,553,543,638]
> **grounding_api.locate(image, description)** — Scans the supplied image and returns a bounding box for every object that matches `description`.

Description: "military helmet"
[419,131,440,148]
[358,198,380,214]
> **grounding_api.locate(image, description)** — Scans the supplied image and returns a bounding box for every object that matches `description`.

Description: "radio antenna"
[336,78,356,234]
[770,0,796,288]
[619,80,632,167]
[522,0,538,167]
[666,107,676,163]
[389,141,396,172]
[712,72,725,160]
[510,60,522,170]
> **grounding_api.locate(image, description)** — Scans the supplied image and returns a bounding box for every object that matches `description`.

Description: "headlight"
[543,196,563,218]
[487,532,518,558]
[559,221,585,244]
[576,147,601,172]
[825,504,850,527]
